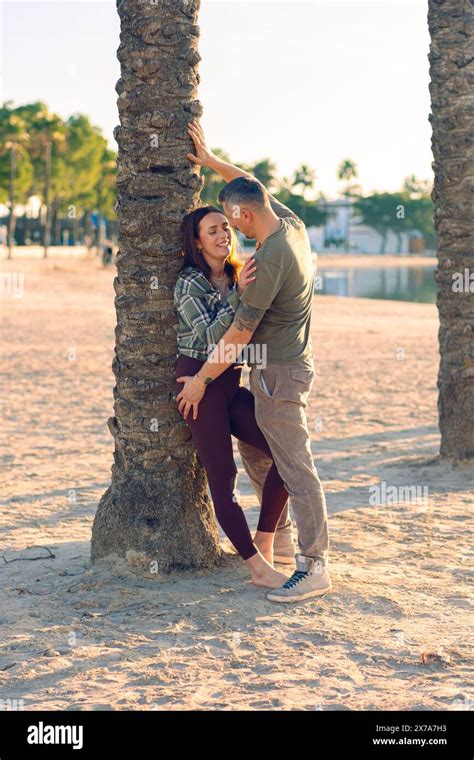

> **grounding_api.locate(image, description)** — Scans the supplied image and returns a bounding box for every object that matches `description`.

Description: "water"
[315,265,437,303]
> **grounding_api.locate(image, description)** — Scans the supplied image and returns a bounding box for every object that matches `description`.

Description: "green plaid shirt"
[174,266,242,361]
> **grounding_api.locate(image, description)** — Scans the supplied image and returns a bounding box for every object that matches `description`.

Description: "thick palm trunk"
[91,0,222,570]
[428,0,474,460]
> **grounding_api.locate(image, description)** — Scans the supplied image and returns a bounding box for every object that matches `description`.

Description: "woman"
[174,206,289,588]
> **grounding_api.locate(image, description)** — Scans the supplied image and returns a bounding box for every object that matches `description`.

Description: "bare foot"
[250,565,288,588]
[246,551,289,588]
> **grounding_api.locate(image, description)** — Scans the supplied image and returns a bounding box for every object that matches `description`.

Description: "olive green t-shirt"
[239,197,315,366]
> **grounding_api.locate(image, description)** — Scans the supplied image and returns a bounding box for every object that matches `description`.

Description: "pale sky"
[1,0,433,197]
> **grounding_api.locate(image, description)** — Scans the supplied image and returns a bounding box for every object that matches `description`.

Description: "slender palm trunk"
[7,144,16,260]
[428,0,474,460]
[91,0,222,570]
[43,140,51,258]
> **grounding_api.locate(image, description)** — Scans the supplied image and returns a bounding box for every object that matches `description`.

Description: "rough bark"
[91,0,222,570]
[428,0,474,460]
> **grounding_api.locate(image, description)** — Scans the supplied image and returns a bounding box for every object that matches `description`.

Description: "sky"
[0,0,433,198]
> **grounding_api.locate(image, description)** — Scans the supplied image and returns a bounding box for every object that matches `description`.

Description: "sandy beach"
[0,252,472,711]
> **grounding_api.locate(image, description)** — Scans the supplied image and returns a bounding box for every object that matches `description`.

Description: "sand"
[0,251,472,711]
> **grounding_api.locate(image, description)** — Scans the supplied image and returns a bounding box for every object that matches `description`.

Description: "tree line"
[0,101,116,257]
[0,101,434,257]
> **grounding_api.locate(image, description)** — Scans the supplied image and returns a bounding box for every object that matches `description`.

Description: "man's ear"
[242,208,252,223]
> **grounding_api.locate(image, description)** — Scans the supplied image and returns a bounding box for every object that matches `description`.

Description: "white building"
[307,198,415,255]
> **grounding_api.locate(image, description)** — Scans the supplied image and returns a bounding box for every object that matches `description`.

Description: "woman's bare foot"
[246,550,289,588]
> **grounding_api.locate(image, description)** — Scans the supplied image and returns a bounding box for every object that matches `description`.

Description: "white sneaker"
[266,554,332,603]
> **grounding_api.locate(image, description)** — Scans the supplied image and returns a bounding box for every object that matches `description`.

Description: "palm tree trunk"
[428,0,474,460]
[91,0,222,570]
[43,140,52,258]
[7,144,16,260]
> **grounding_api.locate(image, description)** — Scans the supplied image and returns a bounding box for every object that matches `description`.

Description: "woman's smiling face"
[197,211,232,262]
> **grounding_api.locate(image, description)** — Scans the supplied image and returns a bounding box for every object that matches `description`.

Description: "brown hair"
[180,206,243,284]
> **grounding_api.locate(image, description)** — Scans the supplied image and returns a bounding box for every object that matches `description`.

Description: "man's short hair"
[218,176,268,209]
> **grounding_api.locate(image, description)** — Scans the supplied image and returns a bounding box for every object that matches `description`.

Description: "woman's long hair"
[180,206,243,284]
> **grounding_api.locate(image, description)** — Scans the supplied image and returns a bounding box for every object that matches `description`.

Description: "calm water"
[315,266,437,303]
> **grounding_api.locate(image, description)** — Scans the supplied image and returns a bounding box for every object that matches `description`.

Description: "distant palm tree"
[0,106,33,258]
[91,0,222,569]
[428,0,474,460]
[15,104,67,257]
[337,159,358,253]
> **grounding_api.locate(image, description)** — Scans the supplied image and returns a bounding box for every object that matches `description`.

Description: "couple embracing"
[174,121,331,603]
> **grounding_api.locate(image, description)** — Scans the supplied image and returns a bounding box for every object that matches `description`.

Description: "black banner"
[0,710,471,757]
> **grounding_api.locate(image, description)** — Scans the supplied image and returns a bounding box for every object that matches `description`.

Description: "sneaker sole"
[266,585,332,602]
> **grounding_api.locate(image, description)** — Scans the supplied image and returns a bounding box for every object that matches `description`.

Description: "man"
[177,120,331,602]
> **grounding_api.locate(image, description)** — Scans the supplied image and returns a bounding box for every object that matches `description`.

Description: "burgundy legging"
[175,355,288,559]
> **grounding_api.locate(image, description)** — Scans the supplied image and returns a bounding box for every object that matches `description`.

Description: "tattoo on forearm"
[197,373,213,385]
[234,303,265,333]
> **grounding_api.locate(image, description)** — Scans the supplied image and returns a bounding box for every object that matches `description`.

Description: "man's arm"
[176,302,265,419]
[206,149,300,223]
[188,121,300,221]
[207,153,252,185]
[187,120,252,183]
[209,153,299,221]
[188,302,265,384]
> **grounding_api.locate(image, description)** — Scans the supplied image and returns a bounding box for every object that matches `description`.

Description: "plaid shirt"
[174,266,242,361]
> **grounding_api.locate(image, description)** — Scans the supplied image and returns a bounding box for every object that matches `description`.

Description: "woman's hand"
[187,120,215,168]
[237,257,257,295]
